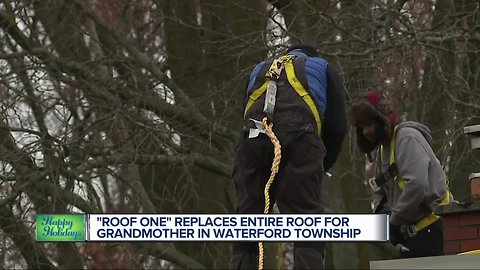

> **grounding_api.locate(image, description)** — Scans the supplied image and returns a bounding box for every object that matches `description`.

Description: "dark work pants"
[231,130,326,270]
[400,219,444,258]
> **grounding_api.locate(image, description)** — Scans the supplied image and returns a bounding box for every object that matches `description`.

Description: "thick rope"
[258,116,282,270]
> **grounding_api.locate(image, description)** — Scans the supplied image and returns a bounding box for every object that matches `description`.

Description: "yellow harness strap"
[381,126,452,235]
[413,212,440,233]
[284,61,322,135]
[244,81,268,118]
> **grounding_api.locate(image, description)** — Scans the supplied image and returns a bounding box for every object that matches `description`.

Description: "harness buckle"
[368,177,381,192]
[406,226,417,238]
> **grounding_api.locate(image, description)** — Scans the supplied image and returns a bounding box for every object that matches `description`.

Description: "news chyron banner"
[36,214,388,242]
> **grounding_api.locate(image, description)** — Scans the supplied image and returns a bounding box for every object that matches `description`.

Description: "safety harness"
[244,54,322,135]
[369,126,452,238]
[244,54,322,270]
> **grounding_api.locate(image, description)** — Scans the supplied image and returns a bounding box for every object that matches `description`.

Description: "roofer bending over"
[231,44,347,269]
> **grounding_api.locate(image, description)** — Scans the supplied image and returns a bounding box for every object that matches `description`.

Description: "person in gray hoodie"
[349,89,450,258]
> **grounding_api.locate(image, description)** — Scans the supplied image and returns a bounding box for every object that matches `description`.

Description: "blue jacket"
[246,50,328,113]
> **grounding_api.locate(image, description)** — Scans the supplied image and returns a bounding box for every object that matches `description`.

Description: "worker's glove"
[389,223,403,246]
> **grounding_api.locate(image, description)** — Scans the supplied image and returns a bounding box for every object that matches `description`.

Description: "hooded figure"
[349,89,397,154]
[349,89,450,259]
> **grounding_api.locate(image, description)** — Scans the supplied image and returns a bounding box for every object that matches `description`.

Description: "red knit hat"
[350,89,397,126]
[349,89,397,153]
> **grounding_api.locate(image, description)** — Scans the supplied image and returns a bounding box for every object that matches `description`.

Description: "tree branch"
[0,205,54,269]
[77,153,232,178]
[141,243,206,269]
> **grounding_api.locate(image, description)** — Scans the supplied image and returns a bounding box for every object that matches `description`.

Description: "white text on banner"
[86,214,388,242]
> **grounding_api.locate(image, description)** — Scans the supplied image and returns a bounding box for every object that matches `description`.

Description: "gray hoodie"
[374,121,448,226]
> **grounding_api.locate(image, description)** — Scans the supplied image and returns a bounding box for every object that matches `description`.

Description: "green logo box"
[36,214,85,242]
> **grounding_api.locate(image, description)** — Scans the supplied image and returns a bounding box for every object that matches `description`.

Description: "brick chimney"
[437,202,480,254]
[436,124,480,255]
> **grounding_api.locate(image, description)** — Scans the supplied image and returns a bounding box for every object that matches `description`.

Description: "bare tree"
[0,0,479,269]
